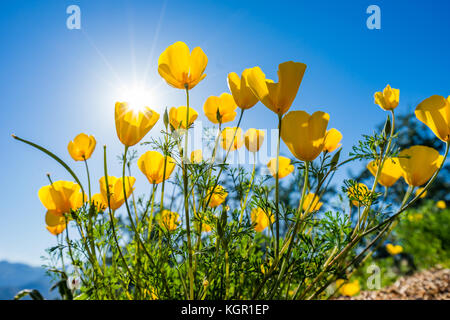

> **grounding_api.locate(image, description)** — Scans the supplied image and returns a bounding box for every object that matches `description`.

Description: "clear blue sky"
[1,0,449,266]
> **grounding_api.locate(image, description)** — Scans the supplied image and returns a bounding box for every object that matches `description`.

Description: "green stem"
[83,158,92,201]
[148,183,157,241]
[203,109,244,210]
[275,114,282,256]
[183,86,195,300]
[239,152,256,224]
[359,110,395,230]
[103,146,134,287]
[270,161,309,298]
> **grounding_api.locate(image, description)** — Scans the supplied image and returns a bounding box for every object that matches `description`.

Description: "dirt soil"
[340,267,449,300]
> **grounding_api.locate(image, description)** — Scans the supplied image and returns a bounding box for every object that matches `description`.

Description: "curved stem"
[362,141,449,237]
[12,135,86,196]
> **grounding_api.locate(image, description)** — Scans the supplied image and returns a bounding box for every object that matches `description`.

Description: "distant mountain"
[0,261,56,300]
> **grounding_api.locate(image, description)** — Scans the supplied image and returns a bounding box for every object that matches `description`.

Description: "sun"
[116,85,154,113]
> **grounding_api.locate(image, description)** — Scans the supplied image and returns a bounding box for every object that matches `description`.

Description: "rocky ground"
[339,267,449,300]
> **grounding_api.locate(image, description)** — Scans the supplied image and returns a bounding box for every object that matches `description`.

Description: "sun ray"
[142,0,167,87]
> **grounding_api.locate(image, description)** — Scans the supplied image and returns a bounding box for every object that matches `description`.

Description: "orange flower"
[207,185,228,208]
[203,93,237,124]
[323,128,342,153]
[267,157,294,179]
[67,133,96,161]
[115,102,159,147]
[45,211,67,236]
[138,151,176,184]
[99,176,136,210]
[169,106,198,129]
[247,61,307,115]
[244,129,265,153]
[158,41,207,90]
[374,85,400,111]
[227,69,259,110]
[159,210,180,231]
[281,111,330,162]
[220,127,244,151]
[251,208,274,232]
[38,181,86,217]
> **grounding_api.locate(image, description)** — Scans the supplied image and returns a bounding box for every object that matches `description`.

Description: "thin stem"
[361,141,449,238]
[183,85,195,300]
[239,152,256,224]
[103,146,134,287]
[360,110,396,228]
[203,109,245,210]
[148,183,157,241]
[83,158,92,201]
[269,161,309,298]
[275,114,282,256]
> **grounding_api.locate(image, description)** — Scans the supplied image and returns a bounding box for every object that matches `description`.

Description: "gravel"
[339,267,450,300]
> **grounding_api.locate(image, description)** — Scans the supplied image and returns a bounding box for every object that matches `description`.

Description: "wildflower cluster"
[12,41,449,300]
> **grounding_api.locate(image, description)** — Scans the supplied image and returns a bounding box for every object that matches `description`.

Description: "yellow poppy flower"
[415,95,450,142]
[302,193,323,212]
[46,224,66,236]
[267,156,294,179]
[227,69,259,110]
[99,176,135,211]
[386,243,403,255]
[158,41,207,90]
[159,210,180,231]
[251,208,274,232]
[195,213,212,232]
[323,128,342,153]
[45,211,67,236]
[207,185,228,208]
[398,146,444,187]
[367,158,402,188]
[246,61,307,115]
[281,110,330,162]
[415,187,427,199]
[220,127,244,151]
[144,287,158,300]
[374,84,400,111]
[436,200,446,209]
[336,279,360,297]
[114,102,159,147]
[203,93,237,124]
[169,106,198,129]
[67,133,96,161]
[201,223,212,232]
[244,129,265,153]
[261,260,273,275]
[138,151,176,184]
[38,181,86,217]
[92,193,108,211]
[190,149,203,163]
[347,183,370,207]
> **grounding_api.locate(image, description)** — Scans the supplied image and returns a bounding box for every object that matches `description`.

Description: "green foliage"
[13,107,449,300]
[347,200,450,294]
[396,200,450,268]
